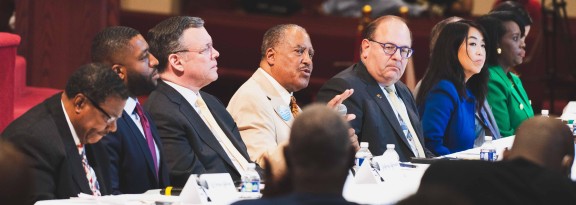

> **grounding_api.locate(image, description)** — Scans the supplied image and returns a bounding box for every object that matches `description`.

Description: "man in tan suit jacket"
[227,24,356,175]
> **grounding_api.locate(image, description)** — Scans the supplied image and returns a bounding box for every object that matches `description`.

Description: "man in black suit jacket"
[92,26,170,194]
[1,63,128,203]
[317,16,432,161]
[145,16,259,187]
[418,116,576,204]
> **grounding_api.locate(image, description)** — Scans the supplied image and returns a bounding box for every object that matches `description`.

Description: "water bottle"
[480,136,497,161]
[380,144,400,170]
[541,109,549,117]
[241,163,260,193]
[355,142,373,168]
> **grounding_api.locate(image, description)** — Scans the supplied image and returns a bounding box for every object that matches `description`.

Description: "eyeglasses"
[84,94,117,124]
[367,39,414,59]
[171,43,214,59]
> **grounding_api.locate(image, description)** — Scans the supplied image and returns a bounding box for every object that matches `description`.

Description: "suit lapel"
[357,64,412,148]
[46,94,93,194]
[120,111,157,178]
[202,96,251,161]
[158,82,238,172]
[510,74,533,116]
[252,70,294,127]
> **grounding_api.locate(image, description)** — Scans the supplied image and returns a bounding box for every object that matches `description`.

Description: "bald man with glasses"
[317,15,434,161]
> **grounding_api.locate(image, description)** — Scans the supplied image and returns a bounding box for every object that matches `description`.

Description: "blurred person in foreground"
[419,116,576,204]
[0,140,33,205]
[233,104,358,205]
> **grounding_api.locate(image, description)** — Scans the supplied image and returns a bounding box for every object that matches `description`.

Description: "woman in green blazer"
[477,11,534,137]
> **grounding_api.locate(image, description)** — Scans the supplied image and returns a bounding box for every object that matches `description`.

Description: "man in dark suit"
[418,116,576,204]
[233,104,359,205]
[145,16,259,187]
[1,63,128,203]
[317,15,431,161]
[92,26,170,194]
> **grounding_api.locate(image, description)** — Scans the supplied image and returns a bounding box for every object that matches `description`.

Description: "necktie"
[78,145,101,196]
[135,103,159,178]
[290,96,299,117]
[196,96,249,175]
[384,86,426,158]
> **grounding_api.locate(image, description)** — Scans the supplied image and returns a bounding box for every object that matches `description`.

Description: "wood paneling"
[15,0,118,89]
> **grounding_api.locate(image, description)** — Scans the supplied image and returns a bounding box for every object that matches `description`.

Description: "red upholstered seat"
[0,32,60,131]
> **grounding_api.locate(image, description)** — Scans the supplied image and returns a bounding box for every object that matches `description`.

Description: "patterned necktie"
[290,96,299,118]
[78,145,101,196]
[134,103,159,178]
[384,86,426,158]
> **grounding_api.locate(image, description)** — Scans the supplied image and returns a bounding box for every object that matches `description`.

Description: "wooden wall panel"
[15,0,118,89]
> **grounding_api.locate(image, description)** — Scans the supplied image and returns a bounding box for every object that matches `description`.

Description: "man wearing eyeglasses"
[1,63,128,203]
[144,16,261,187]
[91,26,170,194]
[317,15,433,161]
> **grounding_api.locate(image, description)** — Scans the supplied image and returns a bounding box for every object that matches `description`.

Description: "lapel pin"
[276,106,292,121]
[376,94,382,99]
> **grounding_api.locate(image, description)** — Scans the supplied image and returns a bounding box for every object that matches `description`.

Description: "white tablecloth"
[38,136,576,205]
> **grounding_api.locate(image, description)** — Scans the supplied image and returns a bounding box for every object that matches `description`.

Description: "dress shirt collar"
[258,67,293,105]
[163,80,200,110]
[61,100,81,149]
[124,97,138,114]
[381,84,397,95]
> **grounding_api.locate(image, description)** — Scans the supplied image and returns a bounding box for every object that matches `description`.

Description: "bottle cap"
[541,110,549,115]
[386,144,395,149]
[360,142,369,148]
[484,136,493,141]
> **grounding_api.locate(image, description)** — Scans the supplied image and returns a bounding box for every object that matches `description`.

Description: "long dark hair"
[416,20,489,110]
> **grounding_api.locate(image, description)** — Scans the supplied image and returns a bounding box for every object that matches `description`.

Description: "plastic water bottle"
[355,142,373,167]
[241,163,260,193]
[541,109,549,117]
[480,136,497,161]
[380,144,400,170]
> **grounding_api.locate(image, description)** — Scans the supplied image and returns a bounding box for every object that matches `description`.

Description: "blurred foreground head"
[504,116,575,176]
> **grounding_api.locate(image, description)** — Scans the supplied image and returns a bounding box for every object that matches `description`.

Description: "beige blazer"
[227,69,296,166]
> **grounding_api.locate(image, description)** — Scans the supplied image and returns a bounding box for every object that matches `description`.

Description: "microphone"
[337,104,347,116]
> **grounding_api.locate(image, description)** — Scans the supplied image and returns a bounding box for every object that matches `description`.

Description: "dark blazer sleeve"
[102,127,123,195]
[4,123,64,201]
[145,93,207,187]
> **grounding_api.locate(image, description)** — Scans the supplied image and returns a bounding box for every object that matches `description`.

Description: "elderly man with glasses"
[317,15,434,161]
[1,63,129,203]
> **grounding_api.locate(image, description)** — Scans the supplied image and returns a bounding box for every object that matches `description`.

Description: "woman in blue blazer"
[416,20,489,156]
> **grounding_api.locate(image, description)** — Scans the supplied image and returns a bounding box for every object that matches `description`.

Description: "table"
[38,136,576,205]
